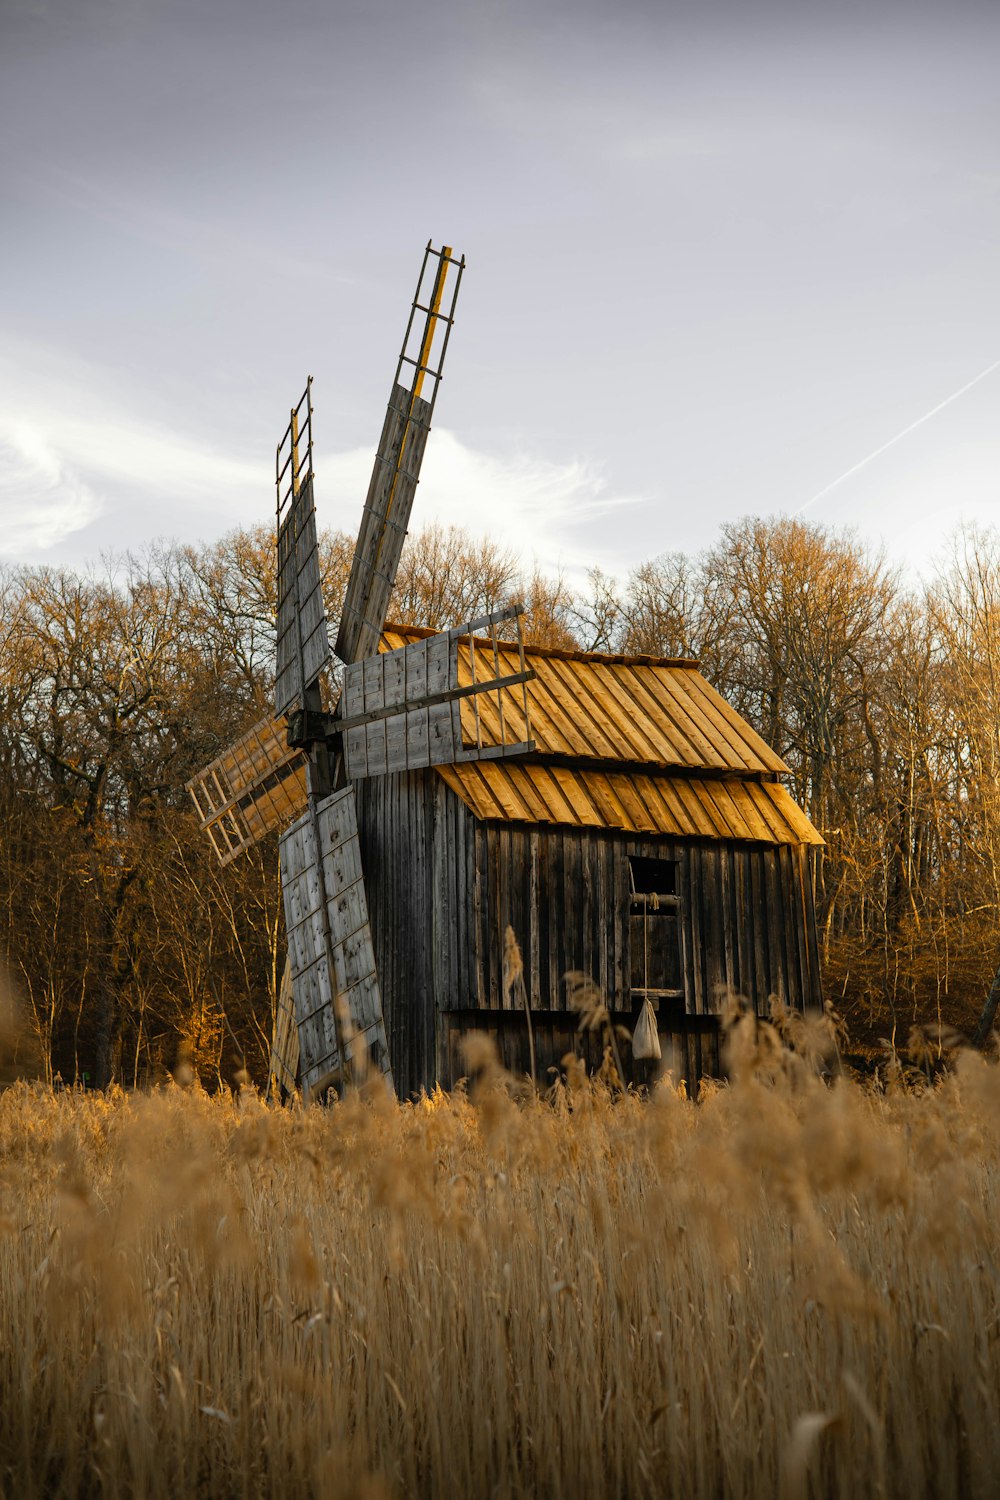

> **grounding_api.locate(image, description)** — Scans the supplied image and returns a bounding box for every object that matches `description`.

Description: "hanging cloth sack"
[632,998,662,1061]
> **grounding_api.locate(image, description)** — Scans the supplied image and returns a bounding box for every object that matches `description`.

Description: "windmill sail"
[271,378,389,1095]
[185,246,474,1100]
[336,243,464,668]
[279,784,393,1098]
[336,382,432,669]
[275,381,331,718]
[269,957,300,1094]
[186,715,307,865]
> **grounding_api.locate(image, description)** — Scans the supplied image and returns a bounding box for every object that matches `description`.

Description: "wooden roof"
[381,625,786,774]
[380,626,822,846]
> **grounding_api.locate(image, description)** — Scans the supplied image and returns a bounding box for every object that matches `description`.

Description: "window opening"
[628,856,677,896]
[628,857,682,1003]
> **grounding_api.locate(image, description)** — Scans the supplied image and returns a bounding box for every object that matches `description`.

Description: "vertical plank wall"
[354,771,478,1093]
[355,770,823,1096]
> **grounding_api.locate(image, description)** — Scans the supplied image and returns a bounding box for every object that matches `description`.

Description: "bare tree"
[389,523,522,628]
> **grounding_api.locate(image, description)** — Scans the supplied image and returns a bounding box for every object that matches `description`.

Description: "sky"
[1,0,999,587]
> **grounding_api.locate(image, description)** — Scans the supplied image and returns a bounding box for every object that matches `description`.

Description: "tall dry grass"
[1,1013,999,1498]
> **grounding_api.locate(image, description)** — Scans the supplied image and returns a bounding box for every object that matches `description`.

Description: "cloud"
[322,428,644,579]
[0,420,103,552]
[0,342,265,559]
[0,340,641,575]
[52,410,262,502]
[605,130,718,165]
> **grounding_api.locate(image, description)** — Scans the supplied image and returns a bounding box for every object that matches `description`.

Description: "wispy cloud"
[323,428,643,577]
[0,341,640,572]
[0,341,264,559]
[0,421,103,552]
[50,410,262,501]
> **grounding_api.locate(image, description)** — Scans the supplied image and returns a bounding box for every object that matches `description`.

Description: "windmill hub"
[286,708,337,751]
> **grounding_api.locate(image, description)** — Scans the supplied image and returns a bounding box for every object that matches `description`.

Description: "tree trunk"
[973,959,1000,1049]
[92,980,123,1089]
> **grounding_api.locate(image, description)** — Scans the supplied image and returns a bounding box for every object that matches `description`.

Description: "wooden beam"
[335,668,536,733]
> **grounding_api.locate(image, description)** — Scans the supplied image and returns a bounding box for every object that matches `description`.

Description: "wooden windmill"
[187,244,535,1099]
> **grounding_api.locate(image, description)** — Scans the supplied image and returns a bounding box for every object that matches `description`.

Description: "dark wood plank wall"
[355,771,480,1091]
[466,821,824,1017]
[356,770,823,1097]
[354,771,442,1093]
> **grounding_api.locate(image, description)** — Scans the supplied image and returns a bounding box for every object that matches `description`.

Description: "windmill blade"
[269,956,300,1096]
[279,783,393,1099]
[337,382,431,667]
[335,243,464,668]
[275,380,332,718]
[340,605,536,780]
[187,715,308,866]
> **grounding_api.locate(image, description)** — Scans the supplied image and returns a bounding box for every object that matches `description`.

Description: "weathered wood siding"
[462,818,823,1017]
[353,770,447,1095]
[355,769,823,1097]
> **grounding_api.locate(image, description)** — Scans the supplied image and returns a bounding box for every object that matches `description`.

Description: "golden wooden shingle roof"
[381,626,822,846]
[381,625,786,773]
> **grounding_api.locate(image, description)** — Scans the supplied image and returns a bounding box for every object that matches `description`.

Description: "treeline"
[1,516,999,1086]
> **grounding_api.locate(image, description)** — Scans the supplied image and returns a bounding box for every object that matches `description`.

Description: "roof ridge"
[380,621,700,670]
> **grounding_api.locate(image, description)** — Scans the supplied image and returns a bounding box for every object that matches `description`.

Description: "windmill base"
[441,1008,722,1099]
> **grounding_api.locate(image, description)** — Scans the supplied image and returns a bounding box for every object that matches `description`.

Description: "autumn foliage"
[2,516,1000,1084]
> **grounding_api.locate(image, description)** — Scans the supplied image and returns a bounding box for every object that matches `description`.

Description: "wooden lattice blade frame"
[186,715,307,866]
[336,381,432,669]
[279,784,393,1099]
[269,956,300,1095]
[274,382,331,718]
[336,243,464,667]
[275,475,331,718]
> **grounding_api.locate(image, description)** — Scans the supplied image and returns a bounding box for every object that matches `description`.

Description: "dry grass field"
[1,1011,999,1499]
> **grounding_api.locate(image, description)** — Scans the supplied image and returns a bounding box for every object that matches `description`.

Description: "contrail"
[794,357,1000,518]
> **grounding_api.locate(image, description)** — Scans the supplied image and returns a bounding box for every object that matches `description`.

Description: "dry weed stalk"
[564,969,628,1087]
[0,1012,999,1498]
[503,926,535,1089]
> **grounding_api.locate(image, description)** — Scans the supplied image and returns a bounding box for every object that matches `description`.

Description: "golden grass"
[1,1019,1000,1498]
